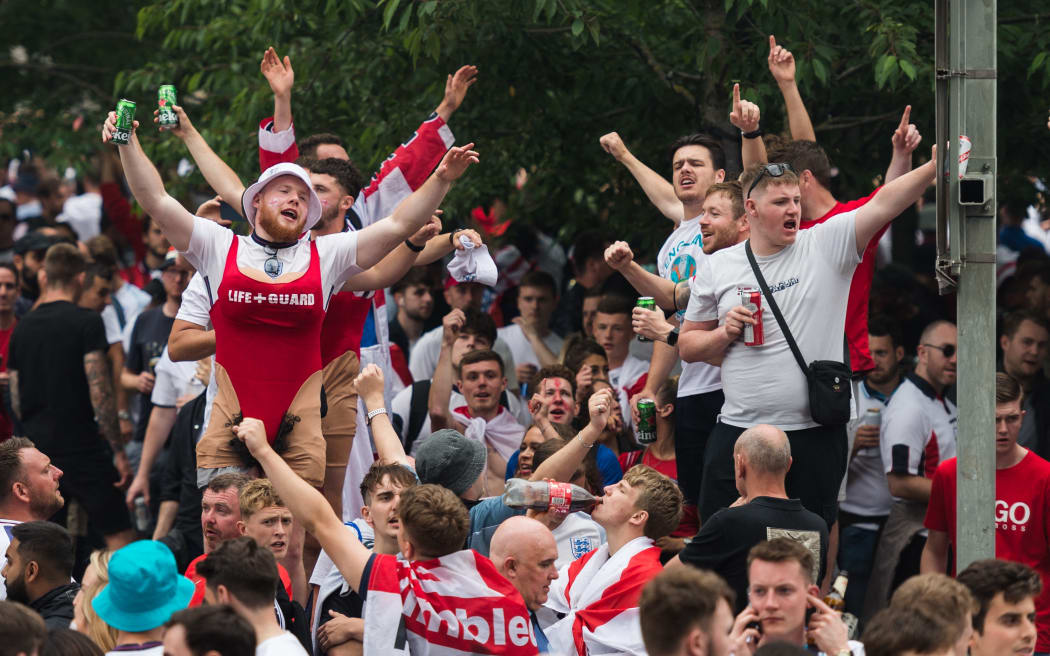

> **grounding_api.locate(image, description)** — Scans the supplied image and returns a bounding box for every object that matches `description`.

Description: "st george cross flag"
[453,405,526,461]
[363,550,540,656]
[542,536,662,656]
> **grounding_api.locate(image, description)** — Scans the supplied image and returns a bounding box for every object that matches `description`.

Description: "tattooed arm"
[8,370,19,421]
[86,350,129,487]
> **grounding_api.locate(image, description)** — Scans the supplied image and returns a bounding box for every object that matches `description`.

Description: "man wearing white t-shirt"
[197,537,308,656]
[680,155,936,527]
[594,295,649,433]
[498,270,563,393]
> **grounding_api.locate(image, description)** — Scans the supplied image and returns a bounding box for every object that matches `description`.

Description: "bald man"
[667,424,829,610]
[489,516,558,653]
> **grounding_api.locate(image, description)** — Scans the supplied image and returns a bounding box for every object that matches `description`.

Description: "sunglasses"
[922,343,956,358]
[746,162,794,199]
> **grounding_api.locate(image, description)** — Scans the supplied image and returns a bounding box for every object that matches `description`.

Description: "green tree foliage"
[3,1,1047,255]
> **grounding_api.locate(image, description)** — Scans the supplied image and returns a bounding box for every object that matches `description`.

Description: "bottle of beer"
[503,478,599,513]
[807,571,849,646]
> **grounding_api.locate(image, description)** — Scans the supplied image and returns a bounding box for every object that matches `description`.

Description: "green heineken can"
[637,398,657,444]
[636,296,656,341]
[157,85,179,130]
[112,99,136,146]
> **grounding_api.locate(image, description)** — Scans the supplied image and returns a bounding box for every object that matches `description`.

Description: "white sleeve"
[184,217,234,282]
[881,396,928,476]
[101,306,123,345]
[408,330,439,381]
[684,259,719,323]
[258,122,296,155]
[175,273,213,327]
[812,209,863,274]
[315,231,363,293]
[150,350,180,407]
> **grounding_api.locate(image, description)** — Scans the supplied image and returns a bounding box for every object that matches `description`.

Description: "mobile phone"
[746,620,763,635]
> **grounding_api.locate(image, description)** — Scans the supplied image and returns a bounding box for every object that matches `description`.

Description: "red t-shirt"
[800,190,886,374]
[925,452,1050,651]
[184,553,293,607]
[619,449,699,538]
[0,322,16,441]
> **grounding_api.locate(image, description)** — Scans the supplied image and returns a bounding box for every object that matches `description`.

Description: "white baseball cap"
[240,162,323,231]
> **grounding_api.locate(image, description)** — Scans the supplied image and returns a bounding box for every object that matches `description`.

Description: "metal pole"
[951,0,998,571]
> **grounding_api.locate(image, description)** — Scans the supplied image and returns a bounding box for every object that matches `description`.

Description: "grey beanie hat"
[415,429,487,496]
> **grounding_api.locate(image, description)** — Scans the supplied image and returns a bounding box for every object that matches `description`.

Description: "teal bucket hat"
[92,540,195,632]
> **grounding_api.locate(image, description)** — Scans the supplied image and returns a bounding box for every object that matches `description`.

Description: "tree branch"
[1,62,111,100]
[814,110,900,132]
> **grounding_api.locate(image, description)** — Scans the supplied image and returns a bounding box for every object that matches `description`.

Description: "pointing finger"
[898,105,911,131]
[769,34,777,53]
[733,82,741,110]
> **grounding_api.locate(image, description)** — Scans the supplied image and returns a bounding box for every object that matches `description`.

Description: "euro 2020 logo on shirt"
[669,253,696,284]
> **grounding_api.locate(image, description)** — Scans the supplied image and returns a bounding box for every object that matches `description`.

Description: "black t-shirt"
[126,307,175,442]
[8,301,109,457]
[678,496,829,612]
[160,391,206,552]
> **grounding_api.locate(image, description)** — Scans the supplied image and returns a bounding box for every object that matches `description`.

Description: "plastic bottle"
[503,478,599,513]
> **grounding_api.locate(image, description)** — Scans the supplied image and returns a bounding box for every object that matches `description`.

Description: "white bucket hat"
[240,162,323,231]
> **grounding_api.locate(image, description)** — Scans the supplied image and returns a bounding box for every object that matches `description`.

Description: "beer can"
[862,407,881,427]
[738,287,763,346]
[637,398,657,444]
[636,296,656,342]
[958,135,971,179]
[157,85,179,130]
[112,99,136,146]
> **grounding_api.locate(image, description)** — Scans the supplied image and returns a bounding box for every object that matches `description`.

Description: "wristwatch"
[665,327,679,347]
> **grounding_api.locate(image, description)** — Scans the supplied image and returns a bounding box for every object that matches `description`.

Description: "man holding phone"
[728,538,859,656]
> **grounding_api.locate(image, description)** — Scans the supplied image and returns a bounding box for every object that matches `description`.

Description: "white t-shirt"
[256,631,309,656]
[407,324,517,385]
[174,273,217,436]
[551,512,606,570]
[608,354,650,432]
[881,374,958,490]
[657,215,721,397]
[150,347,199,408]
[685,210,862,430]
[184,218,362,308]
[0,519,20,599]
[497,323,563,370]
[102,282,152,348]
[841,382,894,519]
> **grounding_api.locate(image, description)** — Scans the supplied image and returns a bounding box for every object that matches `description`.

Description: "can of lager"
[738,287,763,346]
[862,407,881,427]
[112,99,136,146]
[636,296,656,342]
[637,398,657,444]
[157,85,179,130]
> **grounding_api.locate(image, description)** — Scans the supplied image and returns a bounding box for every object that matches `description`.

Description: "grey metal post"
[936,0,997,569]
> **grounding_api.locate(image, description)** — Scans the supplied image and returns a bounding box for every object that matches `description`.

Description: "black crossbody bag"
[745,240,852,426]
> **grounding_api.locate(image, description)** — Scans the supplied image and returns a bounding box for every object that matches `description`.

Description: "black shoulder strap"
[406,380,431,453]
[345,207,364,232]
[744,240,809,375]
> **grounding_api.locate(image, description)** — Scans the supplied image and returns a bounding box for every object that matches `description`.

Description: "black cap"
[14,232,59,255]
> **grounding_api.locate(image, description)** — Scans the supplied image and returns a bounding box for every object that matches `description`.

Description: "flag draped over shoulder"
[363,550,540,656]
[543,536,662,656]
[454,406,525,461]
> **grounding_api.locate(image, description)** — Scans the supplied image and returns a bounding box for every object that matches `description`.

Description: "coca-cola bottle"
[503,478,599,513]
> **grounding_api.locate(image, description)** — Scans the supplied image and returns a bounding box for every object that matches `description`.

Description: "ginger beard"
[256,199,306,243]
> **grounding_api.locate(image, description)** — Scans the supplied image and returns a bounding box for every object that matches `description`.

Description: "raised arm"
[427,311,464,432]
[342,216,441,291]
[599,132,684,224]
[729,84,768,169]
[261,47,294,133]
[85,349,129,487]
[884,106,922,184]
[415,228,483,266]
[353,145,478,271]
[234,418,372,594]
[164,105,246,215]
[354,364,411,467]
[102,114,196,251]
[603,241,678,309]
[768,35,816,142]
[529,389,614,483]
[855,147,936,254]
[434,65,478,122]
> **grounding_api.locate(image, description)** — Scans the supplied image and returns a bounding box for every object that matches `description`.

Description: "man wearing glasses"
[863,319,958,619]
[680,154,936,530]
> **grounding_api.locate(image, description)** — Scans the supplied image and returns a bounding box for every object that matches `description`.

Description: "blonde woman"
[72,550,118,652]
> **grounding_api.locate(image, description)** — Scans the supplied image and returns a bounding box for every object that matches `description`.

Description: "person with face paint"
[101,111,478,491]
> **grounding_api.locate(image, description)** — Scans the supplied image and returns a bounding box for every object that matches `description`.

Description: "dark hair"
[399,484,470,558]
[195,537,279,610]
[0,437,34,505]
[530,364,577,398]
[862,606,960,656]
[766,140,832,189]
[360,462,418,505]
[456,348,504,377]
[958,559,1044,633]
[996,372,1024,405]
[206,472,251,494]
[460,309,497,348]
[519,270,557,297]
[0,198,15,218]
[867,315,903,349]
[1001,309,1049,340]
[747,538,815,584]
[39,627,104,656]
[639,567,734,656]
[739,163,800,199]
[299,133,345,158]
[668,134,727,172]
[85,235,120,271]
[166,605,256,656]
[391,268,433,296]
[83,262,114,290]
[563,338,606,374]
[11,521,74,579]
[571,231,611,270]
[0,263,19,285]
[596,294,634,317]
[43,242,86,288]
[304,157,365,199]
[0,600,46,655]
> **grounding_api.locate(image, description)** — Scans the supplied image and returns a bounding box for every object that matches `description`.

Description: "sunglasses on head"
[923,343,956,358]
[746,163,794,199]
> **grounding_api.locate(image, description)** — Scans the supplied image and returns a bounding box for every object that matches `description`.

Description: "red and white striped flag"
[363,550,540,656]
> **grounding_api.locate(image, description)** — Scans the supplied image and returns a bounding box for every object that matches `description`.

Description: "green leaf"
[571,18,584,37]
[381,0,401,30]
[899,59,916,80]
[532,0,547,23]
[588,21,600,45]
[875,53,897,88]
[812,58,828,84]
[1029,51,1048,76]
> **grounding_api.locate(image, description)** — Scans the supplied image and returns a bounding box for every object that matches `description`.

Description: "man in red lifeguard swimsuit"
[102,111,478,489]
